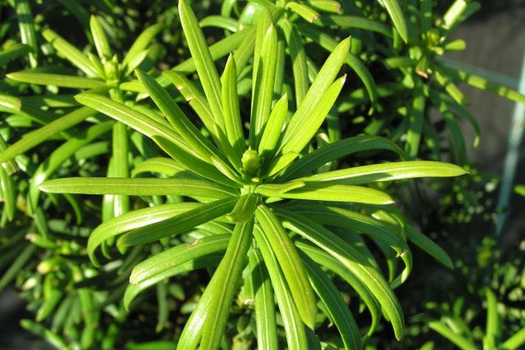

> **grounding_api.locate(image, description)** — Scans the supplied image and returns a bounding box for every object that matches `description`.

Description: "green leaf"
[179,0,224,130]
[298,161,467,184]
[130,235,230,285]
[248,248,278,350]
[152,135,241,188]
[382,0,408,42]
[281,74,346,156]
[280,37,350,154]
[88,202,201,265]
[0,43,31,66]
[0,107,96,164]
[280,135,405,181]
[90,15,112,59]
[297,24,378,108]
[131,157,188,178]
[286,2,321,23]
[39,177,237,198]
[122,23,163,69]
[296,241,381,336]
[256,182,394,205]
[0,165,16,221]
[7,71,106,89]
[485,289,500,347]
[302,255,361,350]
[250,24,278,148]
[280,19,309,105]
[227,193,258,223]
[29,122,114,210]
[279,211,405,340]
[221,55,246,158]
[14,0,38,66]
[258,93,289,157]
[319,15,392,37]
[20,319,70,350]
[118,197,238,246]
[111,122,130,217]
[199,15,240,32]
[136,70,222,162]
[0,244,37,292]
[255,205,317,329]
[201,220,253,350]
[253,226,310,350]
[405,80,425,158]
[501,328,525,350]
[43,29,99,77]
[307,0,342,13]
[428,321,477,350]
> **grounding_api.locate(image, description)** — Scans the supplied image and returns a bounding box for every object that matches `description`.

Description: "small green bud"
[104,55,120,86]
[242,149,261,177]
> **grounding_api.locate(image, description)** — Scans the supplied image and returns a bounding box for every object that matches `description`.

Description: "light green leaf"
[253,225,310,350]
[227,193,258,223]
[111,122,130,217]
[382,0,408,42]
[428,321,477,350]
[0,43,31,66]
[256,182,394,205]
[306,0,342,13]
[39,177,237,198]
[131,157,188,178]
[130,235,230,285]
[0,107,96,164]
[280,19,309,105]
[485,289,500,347]
[0,165,15,221]
[7,71,106,89]
[118,197,238,246]
[201,220,253,350]
[281,75,346,156]
[406,80,425,158]
[501,328,525,350]
[280,36,350,154]
[250,24,278,148]
[248,248,278,350]
[302,255,361,350]
[263,152,299,178]
[258,93,289,157]
[200,15,240,32]
[255,205,317,329]
[14,0,38,67]
[279,211,405,340]
[296,240,381,336]
[221,55,246,158]
[43,29,99,77]
[286,2,320,23]
[298,161,467,184]
[123,23,163,69]
[297,24,378,107]
[136,70,222,162]
[90,15,112,59]
[279,135,404,181]
[319,15,392,37]
[179,0,224,130]
[88,202,201,265]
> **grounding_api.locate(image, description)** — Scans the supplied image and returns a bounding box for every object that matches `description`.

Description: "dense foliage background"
[0,0,523,349]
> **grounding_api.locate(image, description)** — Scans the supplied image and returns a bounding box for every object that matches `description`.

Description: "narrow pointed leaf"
[0,107,96,164]
[257,182,394,204]
[88,202,202,265]
[428,321,477,350]
[281,19,309,105]
[253,225,310,350]
[299,161,467,184]
[123,23,163,68]
[221,55,245,158]
[501,328,525,350]
[255,205,317,329]
[14,0,38,66]
[302,255,361,350]
[90,15,112,59]
[0,166,15,221]
[201,220,253,350]
[248,248,278,350]
[258,93,289,156]
[0,43,31,66]
[280,37,350,153]
[43,29,99,77]
[118,197,238,246]
[382,0,408,42]
[279,211,405,339]
[7,71,106,89]
[280,135,404,181]
[179,0,224,129]
[282,75,346,155]
[39,177,237,198]
[286,2,321,23]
